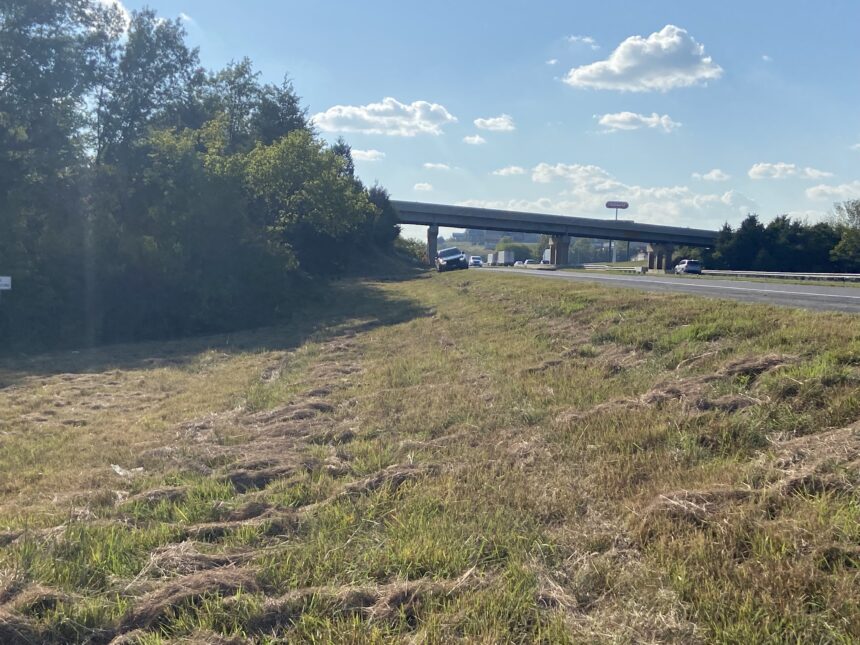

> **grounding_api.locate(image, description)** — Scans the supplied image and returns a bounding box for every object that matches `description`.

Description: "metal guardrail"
[701,270,860,283]
[580,264,644,273]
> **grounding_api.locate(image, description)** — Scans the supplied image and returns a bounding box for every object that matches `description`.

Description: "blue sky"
[118,0,860,240]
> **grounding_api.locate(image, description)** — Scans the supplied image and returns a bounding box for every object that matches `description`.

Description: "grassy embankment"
[1,271,859,643]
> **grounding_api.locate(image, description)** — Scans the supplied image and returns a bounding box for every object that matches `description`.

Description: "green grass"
[1,271,859,642]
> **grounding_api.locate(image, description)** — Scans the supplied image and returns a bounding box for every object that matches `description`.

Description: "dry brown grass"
[0,273,858,643]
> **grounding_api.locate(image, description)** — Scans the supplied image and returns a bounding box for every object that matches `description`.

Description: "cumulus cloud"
[748,162,833,180]
[413,183,434,192]
[312,97,457,136]
[692,168,730,181]
[596,111,680,132]
[569,35,600,50]
[352,149,385,161]
[474,114,516,131]
[458,184,757,228]
[546,58,559,66]
[423,162,451,170]
[492,166,526,176]
[531,163,620,190]
[564,25,722,92]
[469,161,757,227]
[463,134,486,145]
[806,181,860,200]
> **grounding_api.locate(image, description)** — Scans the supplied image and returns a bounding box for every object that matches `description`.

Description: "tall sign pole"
[605,201,629,263]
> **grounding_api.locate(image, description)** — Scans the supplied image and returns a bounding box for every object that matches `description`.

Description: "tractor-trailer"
[486,253,496,266]
[497,250,515,266]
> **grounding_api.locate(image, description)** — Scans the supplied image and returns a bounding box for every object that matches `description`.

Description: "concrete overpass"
[391,201,720,269]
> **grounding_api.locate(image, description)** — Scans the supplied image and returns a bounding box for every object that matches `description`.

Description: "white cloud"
[531,163,620,190]
[748,162,833,180]
[692,168,730,181]
[179,12,194,23]
[596,111,680,132]
[459,184,757,229]
[569,35,600,50]
[312,97,457,136]
[492,166,526,176]
[806,181,860,200]
[352,149,385,161]
[546,58,559,66]
[474,114,516,131]
[564,25,722,92]
[473,161,758,228]
[463,134,486,145]
[423,162,451,170]
[851,143,860,151]
[413,183,434,192]
[762,54,772,62]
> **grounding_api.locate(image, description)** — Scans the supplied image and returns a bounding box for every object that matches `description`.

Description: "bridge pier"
[647,244,674,272]
[426,224,439,265]
[549,235,571,266]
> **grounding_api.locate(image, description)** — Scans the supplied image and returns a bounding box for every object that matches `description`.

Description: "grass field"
[1,270,859,643]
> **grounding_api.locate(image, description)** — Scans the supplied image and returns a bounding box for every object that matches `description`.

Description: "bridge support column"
[549,235,571,266]
[426,224,439,265]
[647,244,674,272]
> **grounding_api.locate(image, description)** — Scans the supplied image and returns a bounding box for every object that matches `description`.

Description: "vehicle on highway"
[435,247,469,272]
[514,260,524,266]
[469,256,483,267]
[524,259,538,266]
[496,250,516,266]
[674,259,702,275]
[540,259,550,264]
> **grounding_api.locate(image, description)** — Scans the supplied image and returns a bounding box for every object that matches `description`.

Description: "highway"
[487,268,860,313]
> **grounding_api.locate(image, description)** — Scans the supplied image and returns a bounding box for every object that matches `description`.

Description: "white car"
[468,256,483,267]
[674,259,702,275]
[514,260,524,266]
[524,259,538,265]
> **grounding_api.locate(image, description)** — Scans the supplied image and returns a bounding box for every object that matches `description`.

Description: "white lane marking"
[495,269,860,301]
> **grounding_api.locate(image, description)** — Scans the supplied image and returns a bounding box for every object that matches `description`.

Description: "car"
[469,255,483,267]
[523,259,537,265]
[540,259,550,264]
[514,260,524,266]
[435,247,469,272]
[674,259,702,275]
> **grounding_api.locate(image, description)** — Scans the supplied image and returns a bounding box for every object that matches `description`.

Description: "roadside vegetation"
[1,271,858,643]
[0,0,399,353]
[682,201,860,273]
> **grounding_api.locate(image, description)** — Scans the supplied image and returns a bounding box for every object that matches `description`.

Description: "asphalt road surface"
[487,268,860,313]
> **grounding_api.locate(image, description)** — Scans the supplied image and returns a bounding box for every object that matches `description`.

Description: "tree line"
[1,0,400,352]
[686,202,860,272]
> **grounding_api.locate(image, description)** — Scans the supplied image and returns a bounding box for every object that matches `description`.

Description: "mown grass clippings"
[1,271,859,642]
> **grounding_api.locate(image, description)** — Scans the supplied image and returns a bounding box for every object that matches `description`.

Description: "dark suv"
[435,247,469,272]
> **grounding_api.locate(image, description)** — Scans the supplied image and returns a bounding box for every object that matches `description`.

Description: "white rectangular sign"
[0,277,11,290]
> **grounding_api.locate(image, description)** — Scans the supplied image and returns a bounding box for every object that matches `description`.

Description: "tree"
[831,200,860,271]
[495,239,534,261]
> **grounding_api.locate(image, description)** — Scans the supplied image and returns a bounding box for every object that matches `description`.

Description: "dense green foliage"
[686,204,860,271]
[0,0,398,351]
